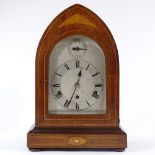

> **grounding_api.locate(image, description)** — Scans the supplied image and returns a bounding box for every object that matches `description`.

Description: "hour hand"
[72,47,87,51]
[78,68,82,77]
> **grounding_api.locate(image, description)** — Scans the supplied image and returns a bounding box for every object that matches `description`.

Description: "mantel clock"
[27,4,127,151]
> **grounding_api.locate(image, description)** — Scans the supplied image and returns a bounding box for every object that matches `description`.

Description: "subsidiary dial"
[68,38,87,59]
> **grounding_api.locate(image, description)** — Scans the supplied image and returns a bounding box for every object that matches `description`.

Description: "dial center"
[61,68,94,102]
[75,82,80,88]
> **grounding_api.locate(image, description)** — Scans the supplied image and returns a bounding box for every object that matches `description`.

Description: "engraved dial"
[48,35,106,114]
[50,60,104,111]
[68,38,87,59]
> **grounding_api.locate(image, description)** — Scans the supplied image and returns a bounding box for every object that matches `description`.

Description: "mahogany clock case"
[27,4,127,151]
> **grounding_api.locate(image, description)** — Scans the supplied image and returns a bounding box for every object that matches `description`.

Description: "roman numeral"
[76,61,80,68]
[64,100,70,107]
[56,73,62,76]
[86,100,90,106]
[76,103,79,110]
[95,84,103,87]
[52,84,60,87]
[92,91,99,99]
[55,91,62,99]
[64,64,70,70]
[86,64,90,70]
[92,72,100,77]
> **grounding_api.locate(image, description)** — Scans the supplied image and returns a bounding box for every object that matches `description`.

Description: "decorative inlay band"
[59,14,96,28]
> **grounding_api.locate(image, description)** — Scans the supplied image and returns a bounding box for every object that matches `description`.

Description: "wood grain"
[35,3,119,128]
[27,127,127,149]
[27,4,127,150]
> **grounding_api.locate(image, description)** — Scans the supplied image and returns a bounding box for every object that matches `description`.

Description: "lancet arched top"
[35,4,119,127]
[36,4,119,62]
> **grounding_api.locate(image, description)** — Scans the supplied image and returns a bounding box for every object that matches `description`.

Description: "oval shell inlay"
[68,137,87,146]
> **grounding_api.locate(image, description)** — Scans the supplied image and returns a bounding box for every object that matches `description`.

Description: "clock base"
[27,126,127,151]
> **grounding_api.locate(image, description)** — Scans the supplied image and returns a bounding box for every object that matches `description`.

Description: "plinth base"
[27,126,127,151]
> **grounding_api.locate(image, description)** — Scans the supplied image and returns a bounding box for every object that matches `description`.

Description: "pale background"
[0,0,155,154]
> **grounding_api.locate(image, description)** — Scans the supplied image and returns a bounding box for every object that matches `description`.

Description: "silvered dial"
[50,60,104,112]
[48,35,106,114]
[68,38,87,59]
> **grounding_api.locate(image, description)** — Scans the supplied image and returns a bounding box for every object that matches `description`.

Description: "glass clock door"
[48,35,106,114]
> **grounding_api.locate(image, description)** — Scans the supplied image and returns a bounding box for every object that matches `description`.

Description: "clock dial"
[50,60,104,112]
[48,35,106,114]
[68,38,87,59]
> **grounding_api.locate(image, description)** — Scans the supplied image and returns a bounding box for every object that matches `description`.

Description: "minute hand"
[68,68,82,104]
[68,87,77,105]
[72,47,87,51]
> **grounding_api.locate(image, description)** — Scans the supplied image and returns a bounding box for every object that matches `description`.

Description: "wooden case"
[27,4,127,151]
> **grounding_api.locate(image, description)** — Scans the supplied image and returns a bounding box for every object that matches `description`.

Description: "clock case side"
[35,4,120,128]
[27,4,127,151]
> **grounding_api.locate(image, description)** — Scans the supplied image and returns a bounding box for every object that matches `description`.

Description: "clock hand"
[77,67,82,83]
[72,47,87,51]
[68,87,77,105]
[68,68,82,105]
[79,48,87,50]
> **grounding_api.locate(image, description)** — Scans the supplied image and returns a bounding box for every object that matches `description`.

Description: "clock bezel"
[35,5,119,128]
